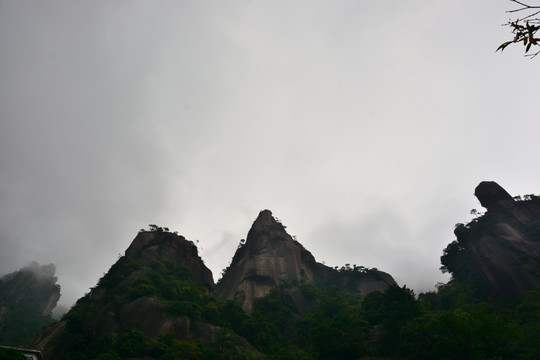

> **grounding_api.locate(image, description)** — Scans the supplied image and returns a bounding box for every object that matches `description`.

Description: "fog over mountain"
[1,1,540,307]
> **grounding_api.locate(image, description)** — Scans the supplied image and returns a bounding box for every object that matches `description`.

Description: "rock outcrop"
[474,181,514,211]
[35,230,221,358]
[0,262,60,318]
[124,230,215,292]
[0,262,60,346]
[35,212,398,358]
[217,210,397,313]
[446,181,540,301]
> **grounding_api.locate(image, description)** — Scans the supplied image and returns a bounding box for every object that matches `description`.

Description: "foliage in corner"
[498,0,540,58]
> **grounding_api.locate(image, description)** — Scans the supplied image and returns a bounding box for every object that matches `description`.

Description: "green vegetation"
[5,207,540,359]
[0,348,27,360]
[41,243,540,359]
[0,270,58,347]
[50,254,267,360]
[0,293,56,347]
[203,279,540,359]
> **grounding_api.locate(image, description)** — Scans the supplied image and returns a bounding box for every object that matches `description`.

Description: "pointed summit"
[217,210,322,313]
[124,230,215,292]
[35,230,219,358]
[253,209,274,226]
[238,209,313,261]
[217,210,396,313]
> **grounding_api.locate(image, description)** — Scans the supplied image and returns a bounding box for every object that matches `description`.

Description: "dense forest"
[4,254,540,359]
[48,264,540,360]
[40,209,540,359]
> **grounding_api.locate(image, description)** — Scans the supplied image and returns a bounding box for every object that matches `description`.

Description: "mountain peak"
[474,181,514,211]
[239,209,297,253]
[218,210,396,313]
[254,209,274,224]
[124,230,215,292]
[35,230,219,358]
[217,211,319,313]
[249,209,288,238]
[445,181,540,301]
[0,262,60,316]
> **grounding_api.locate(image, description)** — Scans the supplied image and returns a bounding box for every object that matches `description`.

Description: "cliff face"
[447,181,540,301]
[217,210,396,313]
[35,231,220,358]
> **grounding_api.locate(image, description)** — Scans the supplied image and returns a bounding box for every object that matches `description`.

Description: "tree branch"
[508,0,540,10]
[498,1,540,58]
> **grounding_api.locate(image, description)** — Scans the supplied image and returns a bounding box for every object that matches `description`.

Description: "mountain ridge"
[33,210,398,358]
[6,181,539,359]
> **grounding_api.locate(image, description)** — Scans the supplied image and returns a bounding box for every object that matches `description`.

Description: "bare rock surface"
[458,181,540,301]
[474,181,514,211]
[217,210,396,313]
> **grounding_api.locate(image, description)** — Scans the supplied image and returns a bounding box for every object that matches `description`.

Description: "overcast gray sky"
[2,0,540,307]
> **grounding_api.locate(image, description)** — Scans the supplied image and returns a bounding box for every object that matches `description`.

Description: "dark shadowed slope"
[442,181,540,302]
[0,262,60,347]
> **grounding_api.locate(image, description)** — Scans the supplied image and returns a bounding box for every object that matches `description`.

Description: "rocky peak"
[0,262,60,347]
[253,209,274,228]
[446,182,540,302]
[218,210,317,313]
[125,230,215,292]
[217,210,396,313]
[35,230,220,358]
[230,209,314,264]
[0,262,61,317]
[474,181,515,213]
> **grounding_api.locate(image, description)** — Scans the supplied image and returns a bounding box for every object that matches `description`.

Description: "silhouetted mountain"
[29,194,540,360]
[441,181,540,302]
[218,210,396,313]
[0,262,60,347]
[35,229,259,359]
[34,212,399,359]
[123,229,215,293]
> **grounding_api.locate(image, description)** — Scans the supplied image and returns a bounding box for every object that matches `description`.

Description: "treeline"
[223,281,540,360]
[50,259,540,360]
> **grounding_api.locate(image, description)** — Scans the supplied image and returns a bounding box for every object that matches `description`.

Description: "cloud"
[1,1,540,307]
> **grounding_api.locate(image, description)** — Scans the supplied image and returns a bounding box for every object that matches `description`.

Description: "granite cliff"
[217,210,396,313]
[442,181,540,302]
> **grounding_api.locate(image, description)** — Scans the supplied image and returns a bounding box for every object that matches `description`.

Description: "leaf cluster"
[498,1,540,57]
